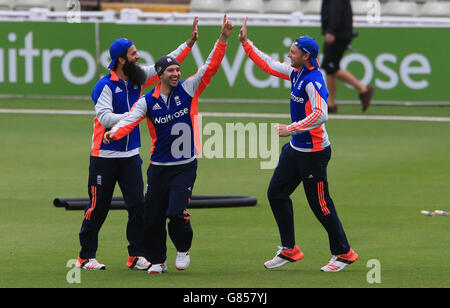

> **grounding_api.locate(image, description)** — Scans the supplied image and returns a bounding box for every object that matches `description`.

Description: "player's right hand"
[219,14,233,43]
[238,16,248,43]
[103,131,115,144]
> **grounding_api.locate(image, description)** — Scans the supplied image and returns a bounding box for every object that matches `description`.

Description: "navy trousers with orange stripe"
[267,143,350,255]
[78,155,145,259]
[143,160,197,264]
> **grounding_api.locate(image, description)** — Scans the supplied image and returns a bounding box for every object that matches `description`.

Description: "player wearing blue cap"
[76,18,199,271]
[239,17,358,272]
[104,15,233,275]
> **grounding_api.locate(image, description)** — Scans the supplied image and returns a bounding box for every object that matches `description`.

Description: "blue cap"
[294,36,320,69]
[108,38,134,69]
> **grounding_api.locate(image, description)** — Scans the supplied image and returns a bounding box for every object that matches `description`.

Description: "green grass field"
[0,98,449,288]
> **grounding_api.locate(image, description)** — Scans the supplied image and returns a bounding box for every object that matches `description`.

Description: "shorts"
[321,38,352,75]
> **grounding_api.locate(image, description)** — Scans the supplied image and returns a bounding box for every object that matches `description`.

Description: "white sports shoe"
[148,262,167,274]
[127,256,151,270]
[76,257,106,270]
[264,245,304,269]
[175,251,190,270]
[320,248,358,272]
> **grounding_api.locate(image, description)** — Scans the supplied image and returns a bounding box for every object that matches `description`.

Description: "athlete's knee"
[267,184,289,203]
[167,209,191,224]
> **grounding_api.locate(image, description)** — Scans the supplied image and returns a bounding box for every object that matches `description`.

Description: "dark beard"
[123,60,147,87]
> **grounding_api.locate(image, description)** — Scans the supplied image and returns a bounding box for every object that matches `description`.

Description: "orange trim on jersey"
[191,95,201,156]
[142,75,160,92]
[176,46,192,63]
[112,100,146,141]
[91,118,106,157]
[152,83,161,99]
[310,89,325,150]
[242,42,290,81]
[305,61,314,70]
[287,88,325,152]
[189,41,227,155]
[146,117,157,159]
[110,70,119,81]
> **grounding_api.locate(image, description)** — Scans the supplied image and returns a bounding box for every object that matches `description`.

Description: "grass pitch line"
[1,109,450,122]
[201,112,450,122]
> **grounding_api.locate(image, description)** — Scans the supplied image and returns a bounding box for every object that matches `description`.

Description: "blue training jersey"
[243,40,330,152]
[110,40,227,165]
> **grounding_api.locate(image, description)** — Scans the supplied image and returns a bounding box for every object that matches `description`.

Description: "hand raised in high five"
[219,14,233,43]
[238,16,248,44]
[187,16,199,48]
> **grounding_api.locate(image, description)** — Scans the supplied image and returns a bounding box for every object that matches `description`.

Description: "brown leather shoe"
[359,86,374,112]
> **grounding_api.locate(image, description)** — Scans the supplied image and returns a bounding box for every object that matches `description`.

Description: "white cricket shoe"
[76,256,106,270]
[127,256,151,270]
[175,251,190,270]
[148,262,167,274]
[320,248,358,272]
[264,245,304,269]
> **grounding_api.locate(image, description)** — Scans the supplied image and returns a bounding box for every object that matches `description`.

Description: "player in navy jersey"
[75,19,198,272]
[239,17,358,272]
[104,15,233,274]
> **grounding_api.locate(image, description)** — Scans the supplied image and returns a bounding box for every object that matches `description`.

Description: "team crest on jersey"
[174,96,181,106]
[297,80,304,90]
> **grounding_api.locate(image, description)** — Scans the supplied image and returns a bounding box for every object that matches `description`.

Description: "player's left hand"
[187,16,199,47]
[275,124,289,137]
[238,16,248,43]
[103,131,115,144]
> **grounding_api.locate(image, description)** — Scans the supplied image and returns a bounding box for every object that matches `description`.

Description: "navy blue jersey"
[89,42,192,158]
[110,41,227,165]
[243,40,330,152]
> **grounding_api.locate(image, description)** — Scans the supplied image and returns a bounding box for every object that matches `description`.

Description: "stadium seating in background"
[351,0,371,16]
[0,0,69,11]
[226,0,264,14]
[15,0,50,10]
[0,0,14,10]
[264,0,301,14]
[381,1,418,16]
[302,0,321,15]
[189,0,225,13]
[49,0,69,11]
[417,1,450,17]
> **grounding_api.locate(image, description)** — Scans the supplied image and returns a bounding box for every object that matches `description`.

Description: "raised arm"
[182,14,232,98]
[141,17,199,88]
[239,16,293,80]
